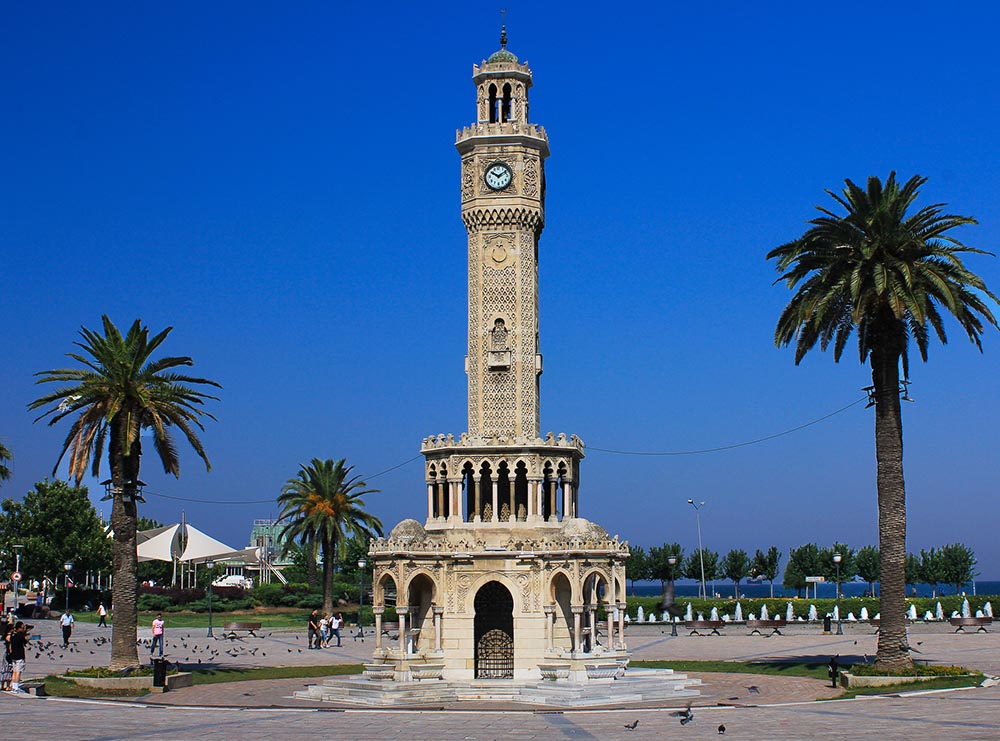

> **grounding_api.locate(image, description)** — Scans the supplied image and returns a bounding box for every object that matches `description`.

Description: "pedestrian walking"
[97,602,108,627]
[150,613,165,657]
[331,612,343,647]
[308,609,320,649]
[7,622,30,693]
[319,613,330,648]
[60,609,75,648]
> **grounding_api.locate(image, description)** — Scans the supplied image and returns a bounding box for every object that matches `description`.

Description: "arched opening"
[550,572,574,650]
[542,462,556,521]
[488,84,499,123]
[474,581,514,678]
[479,461,494,521]
[497,461,511,521]
[582,571,609,652]
[407,573,436,652]
[438,463,449,519]
[514,461,528,521]
[501,83,512,122]
[463,461,475,521]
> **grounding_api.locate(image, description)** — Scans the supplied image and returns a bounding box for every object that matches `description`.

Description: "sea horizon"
[630,579,1000,600]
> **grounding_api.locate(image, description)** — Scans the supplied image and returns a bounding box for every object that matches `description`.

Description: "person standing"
[150,613,165,657]
[97,602,108,627]
[319,613,330,648]
[307,609,320,649]
[0,623,13,691]
[331,612,343,647]
[60,609,75,648]
[7,622,30,693]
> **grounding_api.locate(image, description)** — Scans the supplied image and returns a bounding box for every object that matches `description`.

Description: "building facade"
[368,31,631,682]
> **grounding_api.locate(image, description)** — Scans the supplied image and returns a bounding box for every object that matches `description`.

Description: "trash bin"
[823,614,832,633]
[151,657,167,687]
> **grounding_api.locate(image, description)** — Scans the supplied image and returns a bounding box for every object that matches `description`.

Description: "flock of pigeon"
[623,685,763,734]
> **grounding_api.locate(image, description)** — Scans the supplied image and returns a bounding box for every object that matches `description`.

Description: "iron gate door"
[474,581,514,679]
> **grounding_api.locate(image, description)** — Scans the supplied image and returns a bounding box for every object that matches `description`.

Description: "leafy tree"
[0,479,111,587]
[627,545,649,594]
[769,173,999,670]
[29,316,220,669]
[905,553,921,591]
[648,544,683,588]
[939,542,977,593]
[821,543,858,584]
[919,547,945,598]
[0,440,12,485]
[277,458,383,615]
[721,549,750,599]
[784,543,821,597]
[751,546,782,598]
[683,548,718,595]
[855,545,880,597]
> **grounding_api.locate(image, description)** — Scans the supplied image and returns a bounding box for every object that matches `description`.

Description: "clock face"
[485,162,513,191]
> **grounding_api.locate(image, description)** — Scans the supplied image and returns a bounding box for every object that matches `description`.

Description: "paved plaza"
[0,618,998,738]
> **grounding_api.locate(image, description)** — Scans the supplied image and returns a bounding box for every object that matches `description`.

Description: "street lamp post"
[206,559,215,638]
[357,558,367,641]
[668,555,678,637]
[12,544,24,614]
[687,499,707,600]
[833,552,843,635]
[64,562,73,613]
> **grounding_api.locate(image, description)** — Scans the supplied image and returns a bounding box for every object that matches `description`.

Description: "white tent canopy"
[134,523,258,565]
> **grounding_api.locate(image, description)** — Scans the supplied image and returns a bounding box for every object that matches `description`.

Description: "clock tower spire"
[456,33,548,439]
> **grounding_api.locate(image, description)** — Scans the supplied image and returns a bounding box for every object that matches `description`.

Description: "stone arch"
[405,572,437,652]
[474,580,514,678]
[374,570,398,609]
[549,571,574,650]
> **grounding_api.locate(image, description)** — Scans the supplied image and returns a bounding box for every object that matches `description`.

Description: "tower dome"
[486,21,518,64]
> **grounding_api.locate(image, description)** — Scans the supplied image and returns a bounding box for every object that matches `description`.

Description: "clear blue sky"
[3,2,999,578]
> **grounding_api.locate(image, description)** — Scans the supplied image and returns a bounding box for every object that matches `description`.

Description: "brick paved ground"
[1,617,998,739]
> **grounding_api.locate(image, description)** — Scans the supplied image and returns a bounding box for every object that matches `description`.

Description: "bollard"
[823,614,832,633]
[151,657,167,688]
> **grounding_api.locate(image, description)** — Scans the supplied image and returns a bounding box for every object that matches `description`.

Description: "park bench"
[746,618,787,636]
[380,621,400,640]
[685,620,725,636]
[949,616,992,633]
[222,621,262,640]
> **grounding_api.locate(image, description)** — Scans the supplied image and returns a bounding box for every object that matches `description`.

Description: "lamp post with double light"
[687,499,707,600]
[833,552,843,635]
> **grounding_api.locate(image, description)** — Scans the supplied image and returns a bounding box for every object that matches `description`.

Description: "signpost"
[805,576,825,600]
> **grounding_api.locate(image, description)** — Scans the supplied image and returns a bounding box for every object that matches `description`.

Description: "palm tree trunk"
[109,429,140,669]
[872,344,912,671]
[306,545,318,590]
[322,538,335,615]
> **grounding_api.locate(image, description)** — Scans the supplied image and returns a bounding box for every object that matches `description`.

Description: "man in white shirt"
[59,610,75,647]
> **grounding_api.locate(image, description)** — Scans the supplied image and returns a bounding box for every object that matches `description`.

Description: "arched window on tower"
[488,84,499,123]
[501,83,512,122]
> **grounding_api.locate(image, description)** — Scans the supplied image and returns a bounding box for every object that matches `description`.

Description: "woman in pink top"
[150,614,165,657]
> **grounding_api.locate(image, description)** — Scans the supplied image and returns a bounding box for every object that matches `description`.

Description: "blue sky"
[2,2,999,577]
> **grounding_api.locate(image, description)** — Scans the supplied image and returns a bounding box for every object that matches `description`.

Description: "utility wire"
[139,400,864,504]
[587,396,867,456]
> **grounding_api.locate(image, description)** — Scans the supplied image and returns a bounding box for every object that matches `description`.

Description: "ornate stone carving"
[523,156,538,197]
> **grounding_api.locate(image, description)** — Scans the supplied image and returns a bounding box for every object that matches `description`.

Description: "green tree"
[769,173,999,670]
[683,548,718,593]
[751,546,782,598]
[939,542,977,593]
[855,545,880,597]
[721,549,750,599]
[648,544,683,588]
[822,543,858,584]
[627,545,650,594]
[29,316,220,669]
[277,458,383,615]
[784,543,821,597]
[0,479,111,587]
[919,547,945,598]
[905,552,921,591]
[0,440,12,485]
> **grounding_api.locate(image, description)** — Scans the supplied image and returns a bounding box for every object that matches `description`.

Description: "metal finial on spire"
[500,8,507,48]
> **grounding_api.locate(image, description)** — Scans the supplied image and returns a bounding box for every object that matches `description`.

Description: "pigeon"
[674,705,694,725]
[718,725,726,734]
[658,579,685,618]
[623,720,639,730]
[680,715,694,726]
[746,685,760,694]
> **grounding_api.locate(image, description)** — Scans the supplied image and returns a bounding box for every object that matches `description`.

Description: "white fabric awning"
[134,523,259,565]
[137,524,183,563]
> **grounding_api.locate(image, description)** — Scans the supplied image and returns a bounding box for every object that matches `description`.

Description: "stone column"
[606,604,614,650]
[449,480,461,522]
[617,602,627,649]
[436,481,444,519]
[563,481,574,519]
[549,479,558,521]
[572,606,583,653]
[374,606,385,651]
[473,475,482,522]
[426,483,434,520]
[491,477,499,522]
[397,607,409,656]
[433,605,444,651]
[544,605,554,650]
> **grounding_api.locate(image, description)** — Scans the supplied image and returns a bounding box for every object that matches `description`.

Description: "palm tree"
[768,173,998,670]
[29,316,220,669]
[0,441,11,484]
[277,458,383,615]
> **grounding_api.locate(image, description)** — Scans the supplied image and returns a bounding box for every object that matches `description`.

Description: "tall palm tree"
[29,316,220,669]
[277,458,383,615]
[0,441,11,484]
[768,173,998,670]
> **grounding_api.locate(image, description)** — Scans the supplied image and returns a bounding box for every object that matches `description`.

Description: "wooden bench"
[380,621,400,640]
[222,621,262,640]
[746,618,787,636]
[685,620,725,636]
[949,616,992,633]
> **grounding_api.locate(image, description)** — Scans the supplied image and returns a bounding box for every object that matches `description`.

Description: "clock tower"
[457,25,548,440]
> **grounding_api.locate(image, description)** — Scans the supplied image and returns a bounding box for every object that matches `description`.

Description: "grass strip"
[191,664,364,685]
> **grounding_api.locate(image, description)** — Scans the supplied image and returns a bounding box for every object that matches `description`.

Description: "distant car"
[212,575,253,589]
